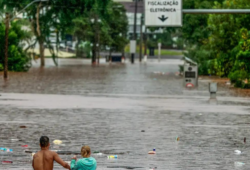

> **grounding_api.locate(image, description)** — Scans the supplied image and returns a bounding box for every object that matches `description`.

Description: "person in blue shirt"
[71,145,97,170]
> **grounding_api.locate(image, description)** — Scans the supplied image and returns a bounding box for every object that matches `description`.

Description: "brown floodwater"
[0,59,250,170]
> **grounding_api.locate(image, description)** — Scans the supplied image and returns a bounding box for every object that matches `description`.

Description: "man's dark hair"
[40,136,49,147]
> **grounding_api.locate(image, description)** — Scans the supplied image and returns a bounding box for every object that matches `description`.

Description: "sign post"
[145,0,182,27]
[130,40,136,54]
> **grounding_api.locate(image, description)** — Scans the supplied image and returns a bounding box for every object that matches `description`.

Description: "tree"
[53,0,112,64]
[229,28,250,88]
[105,2,128,56]
[0,21,32,71]
[182,0,250,77]
[72,1,128,62]
[206,0,250,77]
[0,0,32,74]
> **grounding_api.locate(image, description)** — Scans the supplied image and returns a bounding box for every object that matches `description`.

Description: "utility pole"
[4,13,9,80]
[92,15,97,65]
[139,15,143,62]
[131,0,138,64]
[144,27,147,60]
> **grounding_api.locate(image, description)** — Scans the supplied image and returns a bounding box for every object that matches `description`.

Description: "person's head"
[81,145,91,158]
[40,136,50,149]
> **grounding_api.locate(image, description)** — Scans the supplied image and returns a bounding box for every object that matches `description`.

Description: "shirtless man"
[32,136,70,170]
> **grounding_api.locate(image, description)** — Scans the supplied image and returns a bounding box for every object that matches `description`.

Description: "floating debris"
[107,155,118,159]
[0,148,13,153]
[148,149,156,154]
[234,150,242,155]
[2,160,13,164]
[53,140,62,145]
[234,162,245,167]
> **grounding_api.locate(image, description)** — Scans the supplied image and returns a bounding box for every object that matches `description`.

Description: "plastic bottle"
[107,155,118,159]
[2,160,13,164]
[0,148,13,153]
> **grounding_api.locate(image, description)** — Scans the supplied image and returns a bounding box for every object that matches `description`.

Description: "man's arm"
[54,152,70,169]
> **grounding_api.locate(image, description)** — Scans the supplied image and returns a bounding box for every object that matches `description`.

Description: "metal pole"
[131,0,138,64]
[144,26,147,62]
[139,15,143,62]
[183,9,250,14]
[4,13,9,80]
[97,20,100,65]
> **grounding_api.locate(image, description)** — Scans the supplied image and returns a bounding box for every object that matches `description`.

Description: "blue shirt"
[71,157,97,170]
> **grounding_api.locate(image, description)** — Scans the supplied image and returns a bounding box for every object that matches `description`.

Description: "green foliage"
[0,22,31,71]
[182,0,250,90]
[72,1,128,56]
[229,28,250,88]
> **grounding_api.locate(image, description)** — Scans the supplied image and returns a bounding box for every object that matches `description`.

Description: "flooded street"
[0,59,250,170]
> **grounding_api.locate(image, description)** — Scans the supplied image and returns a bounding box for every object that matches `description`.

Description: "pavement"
[0,58,249,170]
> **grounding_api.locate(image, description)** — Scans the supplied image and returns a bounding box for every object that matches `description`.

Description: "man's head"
[40,136,50,148]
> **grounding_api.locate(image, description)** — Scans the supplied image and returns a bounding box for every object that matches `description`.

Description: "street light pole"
[131,0,138,64]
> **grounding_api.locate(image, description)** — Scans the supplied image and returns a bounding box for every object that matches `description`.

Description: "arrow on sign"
[158,15,168,22]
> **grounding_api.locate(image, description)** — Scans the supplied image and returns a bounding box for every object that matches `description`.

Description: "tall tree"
[0,0,32,77]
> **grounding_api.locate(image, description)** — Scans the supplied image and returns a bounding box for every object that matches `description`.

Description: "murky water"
[0,59,249,170]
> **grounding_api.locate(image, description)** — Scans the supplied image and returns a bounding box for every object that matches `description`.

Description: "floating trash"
[234,150,242,155]
[31,153,35,160]
[2,160,13,164]
[176,137,180,141]
[95,153,103,156]
[234,162,245,166]
[21,145,28,148]
[24,150,33,154]
[149,167,157,170]
[107,155,118,159]
[19,126,27,128]
[0,148,13,153]
[10,139,19,142]
[244,137,246,144]
[53,140,62,145]
[148,149,156,154]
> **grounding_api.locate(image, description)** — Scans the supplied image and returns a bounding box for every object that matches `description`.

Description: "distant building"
[114,0,144,39]
[114,0,163,39]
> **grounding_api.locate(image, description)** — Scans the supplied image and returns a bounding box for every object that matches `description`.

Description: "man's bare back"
[33,136,70,170]
[33,150,67,170]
